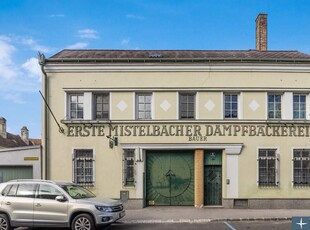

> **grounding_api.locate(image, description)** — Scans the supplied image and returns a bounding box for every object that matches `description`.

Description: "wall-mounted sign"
[24,157,39,161]
[66,124,310,138]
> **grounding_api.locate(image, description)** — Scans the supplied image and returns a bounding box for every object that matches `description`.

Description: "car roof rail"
[7,179,56,184]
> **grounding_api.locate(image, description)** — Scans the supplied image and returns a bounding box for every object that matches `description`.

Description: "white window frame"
[267,93,282,119]
[292,149,310,187]
[136,93,152,120]
[67,93,84,120]
[257,148,279,187]
[72,148,95,186]
[293,94,306,120]
[94,93,110,120]
[224,93,239,119]
[179,92,196,120]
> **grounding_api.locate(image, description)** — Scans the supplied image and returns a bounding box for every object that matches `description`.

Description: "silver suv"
[0,180,125,230]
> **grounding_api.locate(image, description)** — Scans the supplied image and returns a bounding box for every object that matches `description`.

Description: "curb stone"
[121,217,291,224]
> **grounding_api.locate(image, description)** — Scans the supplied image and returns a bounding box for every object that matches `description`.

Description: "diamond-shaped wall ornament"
[249,100,260,111]
[160,100,171,112]
[117,100,128,112]
[205,100,215,112]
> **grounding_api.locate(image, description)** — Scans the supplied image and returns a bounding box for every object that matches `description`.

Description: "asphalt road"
[16,220,292,230]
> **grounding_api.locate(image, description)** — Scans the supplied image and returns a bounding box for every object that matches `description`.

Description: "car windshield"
[61,184,96,199]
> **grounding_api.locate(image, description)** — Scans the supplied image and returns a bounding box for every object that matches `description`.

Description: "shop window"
[73,149,94,186]
[95,94,109,120]
[136,94,152,119]
[268,94,281,119]
[123,149,135,186]
[179,93,195,119]
[293,149,310,186]
[68,94,84,119]
[293,94,306,120]
[258,149,279,186]
[224,94,238,118]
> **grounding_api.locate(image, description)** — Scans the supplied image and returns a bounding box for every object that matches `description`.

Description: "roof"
[0,133,41,148]
[47,49,310,64]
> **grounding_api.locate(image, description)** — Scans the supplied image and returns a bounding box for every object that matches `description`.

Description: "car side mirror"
[55,195,67,202]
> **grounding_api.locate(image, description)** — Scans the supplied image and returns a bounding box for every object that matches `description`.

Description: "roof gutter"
[38,53,48,180]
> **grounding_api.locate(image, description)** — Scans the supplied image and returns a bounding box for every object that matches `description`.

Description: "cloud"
[0,38,18,80]
[121,38,130,45]
[126,14,144,20]
[49,14,65,18]
[22,57,41,81]
[0,35,42,103]
[66,42,89,49]
[78,29,99,39]
[4,93,26,104]
[20,38,51,53]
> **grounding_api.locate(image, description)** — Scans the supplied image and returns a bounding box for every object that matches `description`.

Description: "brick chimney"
[21,126,29,145]
[256,13,268,51]
[0,117,7,139]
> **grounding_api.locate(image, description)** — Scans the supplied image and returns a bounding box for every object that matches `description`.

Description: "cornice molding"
[44,64,310,73]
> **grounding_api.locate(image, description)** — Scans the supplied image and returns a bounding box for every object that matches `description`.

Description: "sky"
[1,0,310,139]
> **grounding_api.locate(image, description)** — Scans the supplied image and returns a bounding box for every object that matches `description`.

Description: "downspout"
[38,52,48,180]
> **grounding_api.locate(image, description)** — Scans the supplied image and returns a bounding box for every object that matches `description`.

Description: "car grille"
[111,204,123,212]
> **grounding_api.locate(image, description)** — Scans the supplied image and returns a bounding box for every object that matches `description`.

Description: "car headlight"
[95,205,113,212]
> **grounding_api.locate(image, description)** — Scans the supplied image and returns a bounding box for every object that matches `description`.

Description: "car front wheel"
[72,213,95,230]
[0,214,12,230]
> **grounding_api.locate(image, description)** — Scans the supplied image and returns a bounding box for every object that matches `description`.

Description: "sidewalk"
[121,207,310,224]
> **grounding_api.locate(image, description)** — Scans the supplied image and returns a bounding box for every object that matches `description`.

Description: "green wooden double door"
[146,150,194,206]
[146,150,222,206]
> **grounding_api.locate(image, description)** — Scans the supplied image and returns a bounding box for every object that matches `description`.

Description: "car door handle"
[5,202,11,205]
[35,203,42,207]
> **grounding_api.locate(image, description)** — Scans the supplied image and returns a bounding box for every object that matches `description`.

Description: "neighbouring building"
[0,117,41,182]
[40,14,310,209]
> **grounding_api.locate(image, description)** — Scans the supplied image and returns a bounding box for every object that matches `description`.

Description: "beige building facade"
[40,48,310,209]
[39,12,310,210]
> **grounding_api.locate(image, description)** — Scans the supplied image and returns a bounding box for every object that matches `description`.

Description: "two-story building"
[40,14,310,209]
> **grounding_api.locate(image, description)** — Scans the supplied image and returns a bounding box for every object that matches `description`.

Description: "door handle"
[5,202,11,205]
[35,203,42,207]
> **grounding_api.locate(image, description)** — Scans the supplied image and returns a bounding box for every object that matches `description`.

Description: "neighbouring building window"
[69,94,84,119]
[268,94,281,119]
[258,149,278,186]
[293,149,310,186]
[293,94,306,119]
[136,94,152,119]
[224,94,238,118]
[179,93,195,119]
[123,149,135,186]
[73,149,94,186]
[95,94,109,120]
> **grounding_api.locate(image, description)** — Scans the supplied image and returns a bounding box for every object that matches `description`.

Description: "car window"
[1,185,11,196]
[61,185,95,199]
[37,184,63,200]
[7,184,18,197]
[16,184,36,198]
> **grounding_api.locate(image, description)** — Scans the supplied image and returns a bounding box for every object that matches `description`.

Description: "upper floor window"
[224,94,238,118]
[69,94,84,119]
[136,94,152,119]
[95,94,109,120]
[258,149,279,187]
[179,93,195,119]
[268,94,281,119]
[293,149,310,186]
[293,94,306,120]
[73,149,94,186]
